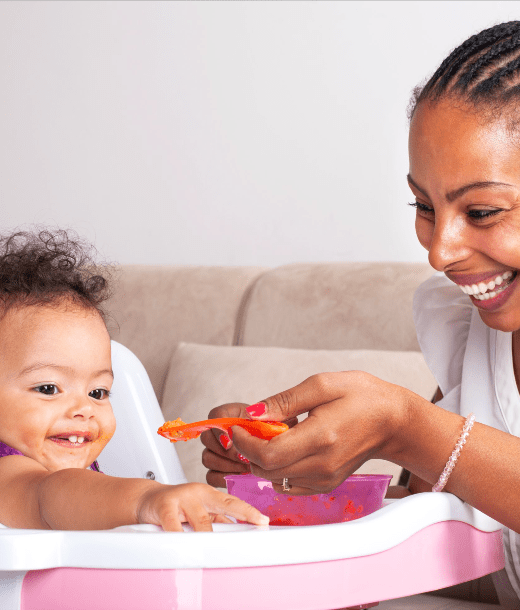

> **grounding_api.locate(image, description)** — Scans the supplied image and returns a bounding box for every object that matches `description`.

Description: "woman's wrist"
[374,382,420,466]
[388,393,468,487]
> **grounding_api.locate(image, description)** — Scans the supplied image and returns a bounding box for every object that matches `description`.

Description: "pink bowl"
[225,473,392,526]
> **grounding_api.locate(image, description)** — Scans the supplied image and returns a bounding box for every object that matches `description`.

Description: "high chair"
[0,342,505,610]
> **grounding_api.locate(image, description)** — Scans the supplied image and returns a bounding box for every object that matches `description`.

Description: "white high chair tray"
[0,493,501,569]
[0,493,505,610]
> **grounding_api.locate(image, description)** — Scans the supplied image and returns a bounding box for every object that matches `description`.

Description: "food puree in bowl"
[225,473,392,526]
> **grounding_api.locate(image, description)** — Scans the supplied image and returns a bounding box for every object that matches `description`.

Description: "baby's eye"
[35,384,59,395]
[89,388,110,401]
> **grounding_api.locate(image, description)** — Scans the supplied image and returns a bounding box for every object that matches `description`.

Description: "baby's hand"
[136,482,269,532]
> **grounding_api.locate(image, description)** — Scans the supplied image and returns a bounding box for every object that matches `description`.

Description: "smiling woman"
[200,20,520,607]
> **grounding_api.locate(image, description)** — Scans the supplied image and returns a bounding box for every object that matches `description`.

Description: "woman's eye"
[408,201,434,215]
[89,388,110,401]
[467,209,501,220]
[35,384,58,395]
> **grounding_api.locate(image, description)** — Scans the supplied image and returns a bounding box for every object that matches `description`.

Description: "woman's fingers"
[201,447,250,474]
[205,469,229,488]
[231,404,340,472]
[201,402,250,453]
[245,373,349,422]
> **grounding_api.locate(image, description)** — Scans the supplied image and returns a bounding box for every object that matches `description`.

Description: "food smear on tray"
[158,417,288,442]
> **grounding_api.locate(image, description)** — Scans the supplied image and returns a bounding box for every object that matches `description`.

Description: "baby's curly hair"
[0,229,113,321]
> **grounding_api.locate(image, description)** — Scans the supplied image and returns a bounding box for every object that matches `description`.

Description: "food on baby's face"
[157,417,288,442]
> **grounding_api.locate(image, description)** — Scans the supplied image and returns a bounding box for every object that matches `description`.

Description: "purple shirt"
[0,440,101,472]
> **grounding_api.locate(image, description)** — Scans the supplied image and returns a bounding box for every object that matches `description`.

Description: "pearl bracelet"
[432,413,475,493]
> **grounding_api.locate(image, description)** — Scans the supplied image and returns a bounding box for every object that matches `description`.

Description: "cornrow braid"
[410,21,520,118]
[456,33,520,94]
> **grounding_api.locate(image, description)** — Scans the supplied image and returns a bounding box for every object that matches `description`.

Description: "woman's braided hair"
[0,229,113,320]
[409,21,520,119]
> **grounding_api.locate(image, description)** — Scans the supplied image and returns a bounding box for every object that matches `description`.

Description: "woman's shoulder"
[413,272,473,397]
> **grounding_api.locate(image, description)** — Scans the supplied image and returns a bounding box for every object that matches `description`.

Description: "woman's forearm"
[392,395,520,532]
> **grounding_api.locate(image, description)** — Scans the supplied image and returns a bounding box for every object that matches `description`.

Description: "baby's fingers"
[158,509,185,532]
[212,493,269,526]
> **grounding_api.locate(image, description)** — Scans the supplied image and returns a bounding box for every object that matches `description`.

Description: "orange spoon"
[158,417,288,442]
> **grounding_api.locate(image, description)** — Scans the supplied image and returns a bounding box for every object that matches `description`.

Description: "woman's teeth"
[459,271,515,300]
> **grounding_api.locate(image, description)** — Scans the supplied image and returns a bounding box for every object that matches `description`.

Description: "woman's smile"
[449,270,518,310]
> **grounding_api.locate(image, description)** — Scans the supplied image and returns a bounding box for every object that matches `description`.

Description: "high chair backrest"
[97,341,187,485]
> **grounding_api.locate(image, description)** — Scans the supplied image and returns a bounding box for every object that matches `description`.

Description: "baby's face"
[0,302,116,471]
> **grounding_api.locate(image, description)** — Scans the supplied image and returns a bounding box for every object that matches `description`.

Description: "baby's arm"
[0,456,268,531]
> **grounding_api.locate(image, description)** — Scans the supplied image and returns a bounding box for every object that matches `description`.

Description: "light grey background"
[1,1,518,266]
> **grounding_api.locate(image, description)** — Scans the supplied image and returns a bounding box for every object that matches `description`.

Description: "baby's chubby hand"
[136,481,269,532]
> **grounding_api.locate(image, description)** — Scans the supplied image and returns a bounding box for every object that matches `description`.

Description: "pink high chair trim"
[21,521,504,610]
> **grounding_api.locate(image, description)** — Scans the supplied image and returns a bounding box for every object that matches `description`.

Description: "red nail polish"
[219,434,232,450]
[237,453,250,464]
[247,402,266,417]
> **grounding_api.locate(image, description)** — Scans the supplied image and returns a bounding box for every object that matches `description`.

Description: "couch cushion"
[106,265,267,402]
[161,342,438,486]
[235,262,435,350]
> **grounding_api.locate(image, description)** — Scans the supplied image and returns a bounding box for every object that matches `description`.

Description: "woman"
[201,21,520,606]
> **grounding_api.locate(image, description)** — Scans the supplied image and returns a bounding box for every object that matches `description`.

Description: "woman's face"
[409,100,520,332]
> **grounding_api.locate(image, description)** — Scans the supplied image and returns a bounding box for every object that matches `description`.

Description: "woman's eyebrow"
[407,175,428,197]
[408,174,513,202]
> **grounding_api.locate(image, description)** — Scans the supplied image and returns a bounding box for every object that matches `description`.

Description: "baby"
[0,229,268,531]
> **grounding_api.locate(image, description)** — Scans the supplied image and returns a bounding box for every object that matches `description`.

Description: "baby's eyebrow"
[17,363,114,379]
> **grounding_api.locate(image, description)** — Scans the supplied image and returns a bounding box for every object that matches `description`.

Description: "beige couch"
[106,262,438,486]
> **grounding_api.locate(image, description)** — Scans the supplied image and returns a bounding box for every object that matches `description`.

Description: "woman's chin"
[477,308,520,334]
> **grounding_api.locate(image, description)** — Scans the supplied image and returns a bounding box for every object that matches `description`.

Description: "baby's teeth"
[77,437,84,444]
[68,435,78,443]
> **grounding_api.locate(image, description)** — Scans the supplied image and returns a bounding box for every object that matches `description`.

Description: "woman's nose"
[427,213,472,272]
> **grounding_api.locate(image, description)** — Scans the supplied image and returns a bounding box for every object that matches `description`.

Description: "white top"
[414,272,520,603]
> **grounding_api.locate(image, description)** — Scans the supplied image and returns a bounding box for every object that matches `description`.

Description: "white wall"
[1,1,519,266]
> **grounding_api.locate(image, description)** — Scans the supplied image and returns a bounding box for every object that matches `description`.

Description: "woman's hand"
[216,371,413,495]
[200,402,298,488]
[200,403,252,488]
[136,481,269,532]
